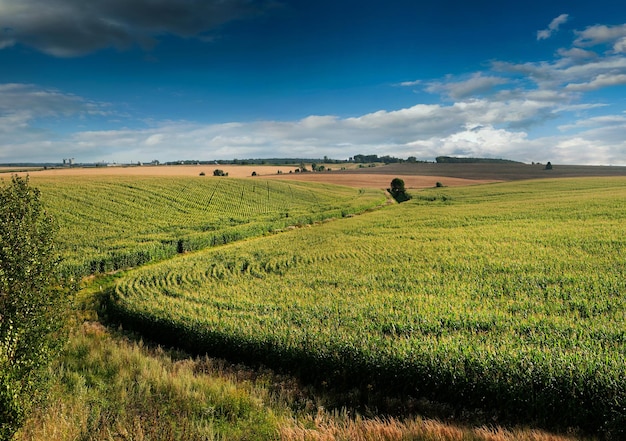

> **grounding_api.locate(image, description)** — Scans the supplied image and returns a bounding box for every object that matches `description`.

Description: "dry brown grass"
[17,321,596,441]
[280,411,593,441]
[16,322,280,441]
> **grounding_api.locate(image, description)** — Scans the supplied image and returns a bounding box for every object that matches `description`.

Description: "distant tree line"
[162,155,430,166]
[352,154,427,164]
[435,156,522,164]
[164,158,350,166]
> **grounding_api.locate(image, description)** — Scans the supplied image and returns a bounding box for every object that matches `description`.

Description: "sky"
[1,0,626,165]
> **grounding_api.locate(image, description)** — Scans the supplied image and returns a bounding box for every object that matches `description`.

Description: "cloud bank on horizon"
[1,0,626,165]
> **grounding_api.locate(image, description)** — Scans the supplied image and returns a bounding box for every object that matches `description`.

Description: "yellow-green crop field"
[109,177,626,436]
[24,175,385,277]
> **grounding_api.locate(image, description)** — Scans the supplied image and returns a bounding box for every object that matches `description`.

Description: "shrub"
[388,178,411,203]
[0,176,72,439]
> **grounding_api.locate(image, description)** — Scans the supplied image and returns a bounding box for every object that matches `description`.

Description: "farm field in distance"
[9,162,502,188]
[10,160,626,188]
[24,173,386,278]
[10,162,626,440]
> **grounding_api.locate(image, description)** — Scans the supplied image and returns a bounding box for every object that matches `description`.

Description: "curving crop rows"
[28,175,386,277]
[111,177,626,435]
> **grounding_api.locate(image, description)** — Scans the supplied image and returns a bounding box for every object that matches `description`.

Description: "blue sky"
[1,0,626,164]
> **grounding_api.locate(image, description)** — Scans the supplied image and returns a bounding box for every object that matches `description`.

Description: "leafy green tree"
[0,176,71,439]
[388,177,411,202]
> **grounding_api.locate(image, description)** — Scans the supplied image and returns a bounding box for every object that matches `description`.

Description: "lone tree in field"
[388,177,411,202]
[0,176,72,439]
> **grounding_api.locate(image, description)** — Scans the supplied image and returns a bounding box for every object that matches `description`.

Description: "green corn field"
[26,175,385,278]
[108,176,626,436]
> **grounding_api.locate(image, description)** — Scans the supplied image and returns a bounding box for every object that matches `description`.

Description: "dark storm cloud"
[0,0,275,56]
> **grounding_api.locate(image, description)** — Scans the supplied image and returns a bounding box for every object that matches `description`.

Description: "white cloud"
[557,47,598,62]
[426,73,508,100]
[614,37,626,53]
[558,113,626,131]
[440,124,528,158]
[397,79,421,87]
[565,73,626,91]
[0,83,91,116]
[144,133,164,146]
[574,23,626,47]
[0,111,31,133]
[537,14,569,40]
[0,83,112,144]
[299,115,339,130]
[2,93,623,165]
[493,52,626,95]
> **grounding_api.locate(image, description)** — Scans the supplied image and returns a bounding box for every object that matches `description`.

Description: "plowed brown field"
[263,171,491,188]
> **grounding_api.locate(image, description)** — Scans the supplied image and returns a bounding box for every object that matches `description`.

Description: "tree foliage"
[0,176,71,439]
[388,178,411,202]
[435,156,521,164]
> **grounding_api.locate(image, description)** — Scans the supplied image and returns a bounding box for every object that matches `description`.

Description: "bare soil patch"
[271,162,626,189]
[341,162,626,181]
